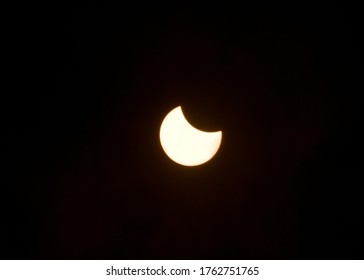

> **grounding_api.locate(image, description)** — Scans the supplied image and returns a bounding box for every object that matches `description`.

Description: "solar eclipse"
[159,106,222,166]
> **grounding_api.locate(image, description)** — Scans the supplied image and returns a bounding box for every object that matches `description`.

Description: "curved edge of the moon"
[179,106,223,136]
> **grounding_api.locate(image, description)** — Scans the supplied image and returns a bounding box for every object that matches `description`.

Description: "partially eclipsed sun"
[159,106,222,166]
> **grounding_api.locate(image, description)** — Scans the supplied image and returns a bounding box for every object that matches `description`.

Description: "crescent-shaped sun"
[159,106,222,166]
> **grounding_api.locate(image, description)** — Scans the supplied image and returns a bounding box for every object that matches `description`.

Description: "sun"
[159,106,222,166]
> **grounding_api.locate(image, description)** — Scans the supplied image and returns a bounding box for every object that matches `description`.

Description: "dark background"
[4,2,363,259]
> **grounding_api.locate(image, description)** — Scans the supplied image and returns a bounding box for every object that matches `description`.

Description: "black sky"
[4,3,363,259]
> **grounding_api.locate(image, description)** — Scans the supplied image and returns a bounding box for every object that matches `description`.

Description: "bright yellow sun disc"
[159,106,222,166]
